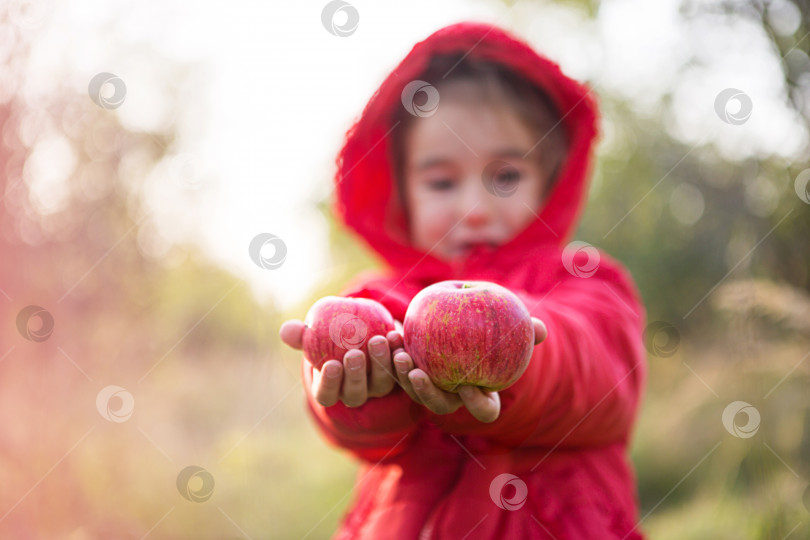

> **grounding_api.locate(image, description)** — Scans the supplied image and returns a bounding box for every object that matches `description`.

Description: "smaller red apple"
[302,296,396,369]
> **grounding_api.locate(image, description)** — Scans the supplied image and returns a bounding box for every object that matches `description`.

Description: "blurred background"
[1,0,809,538]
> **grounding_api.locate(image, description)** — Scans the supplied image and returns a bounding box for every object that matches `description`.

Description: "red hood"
[333,21,599,284]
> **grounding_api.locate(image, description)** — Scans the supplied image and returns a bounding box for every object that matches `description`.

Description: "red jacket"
[302,22,648,539]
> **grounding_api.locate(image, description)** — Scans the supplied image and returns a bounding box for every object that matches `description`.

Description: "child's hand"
[392,317,548,424]
[279,319,401,408]
[391,349,502,423]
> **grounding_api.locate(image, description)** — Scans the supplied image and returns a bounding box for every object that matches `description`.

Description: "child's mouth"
[454,242,497,258]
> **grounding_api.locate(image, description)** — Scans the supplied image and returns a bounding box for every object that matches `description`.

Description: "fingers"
[458,386,501,423]
[392,349,421,404]
[367,336,395,398]
[312,334,399,409]
[392,352,463,416]
[280,320,306,350]
[386,330,404,352]
[407,369,462,416]
[312,350,377,409]
[532,317,548,345]
[340,349,368,407]
[391,353,499,423]
[313,360,343,407]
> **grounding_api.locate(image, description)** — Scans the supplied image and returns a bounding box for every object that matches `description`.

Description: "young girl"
[280,21,648,539]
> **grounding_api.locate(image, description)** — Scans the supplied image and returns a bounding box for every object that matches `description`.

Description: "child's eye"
[494,169,521,185]
[427,178,455,191]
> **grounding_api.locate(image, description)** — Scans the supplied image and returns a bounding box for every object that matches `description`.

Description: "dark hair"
[388,52,570,219]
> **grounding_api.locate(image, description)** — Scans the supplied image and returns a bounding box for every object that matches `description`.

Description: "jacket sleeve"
[434,262,648,449]
[301,277,425,462]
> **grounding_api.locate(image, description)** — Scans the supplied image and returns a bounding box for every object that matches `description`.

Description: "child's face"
[402,91,549,262]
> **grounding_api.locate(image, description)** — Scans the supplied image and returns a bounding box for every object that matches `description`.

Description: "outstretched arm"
[280,320,401,408]
[403,270,647,449]
[279,291,421,462]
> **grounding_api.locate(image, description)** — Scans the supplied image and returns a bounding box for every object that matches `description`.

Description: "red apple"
[302,296,396,369]
[403,280,534,392]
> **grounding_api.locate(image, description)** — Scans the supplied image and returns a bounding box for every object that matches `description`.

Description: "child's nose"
[459,177,495,227]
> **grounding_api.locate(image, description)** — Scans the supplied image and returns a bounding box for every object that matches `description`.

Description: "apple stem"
[462,283,473,289]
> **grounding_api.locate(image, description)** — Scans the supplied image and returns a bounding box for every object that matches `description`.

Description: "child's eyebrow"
[490,148,531,161]
[414,148,529,172]
[414,156,453,172]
